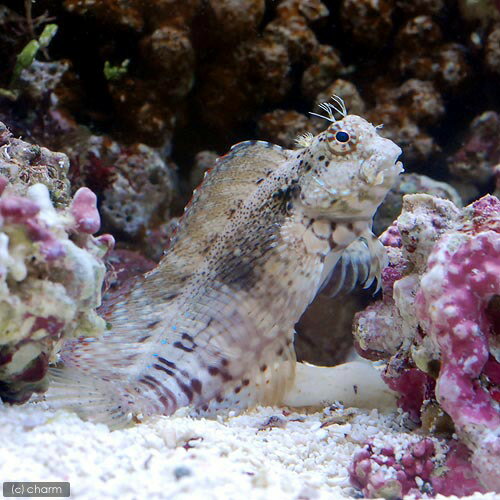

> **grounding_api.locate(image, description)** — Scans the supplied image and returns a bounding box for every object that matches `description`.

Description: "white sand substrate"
[0,403,496,500]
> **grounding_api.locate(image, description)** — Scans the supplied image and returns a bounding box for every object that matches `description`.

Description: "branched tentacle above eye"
[310,95,348,122]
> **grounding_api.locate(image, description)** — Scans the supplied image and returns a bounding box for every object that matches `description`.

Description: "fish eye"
[335,131,350,143]
[326,125,357,154]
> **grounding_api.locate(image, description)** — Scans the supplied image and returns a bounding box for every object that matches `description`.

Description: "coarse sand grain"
[0,403,496,500]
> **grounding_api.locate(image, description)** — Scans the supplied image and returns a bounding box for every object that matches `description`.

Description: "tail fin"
[44,367,137,429]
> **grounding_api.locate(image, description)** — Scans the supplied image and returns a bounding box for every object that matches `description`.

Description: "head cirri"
[294,98,403,220]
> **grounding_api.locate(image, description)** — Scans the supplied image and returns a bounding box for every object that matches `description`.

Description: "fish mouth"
[393,159,404,174]
[390,143,404,171]
[379,140,403,173]
[377,157,404,182]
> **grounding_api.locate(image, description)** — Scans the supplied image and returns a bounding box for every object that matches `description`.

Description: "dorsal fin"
[59,141,291,366]
[144,141,290,292]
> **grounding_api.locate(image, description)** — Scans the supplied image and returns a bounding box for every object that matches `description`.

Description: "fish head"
[296,114,403,220]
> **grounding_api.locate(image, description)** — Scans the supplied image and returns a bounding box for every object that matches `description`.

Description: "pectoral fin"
[320,231,387,297]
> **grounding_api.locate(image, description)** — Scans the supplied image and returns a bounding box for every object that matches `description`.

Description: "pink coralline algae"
[349,438,486,498]
[0,123,113,404]
[416,197,500,491]
[353,193,500,493]
[70,188,101,234]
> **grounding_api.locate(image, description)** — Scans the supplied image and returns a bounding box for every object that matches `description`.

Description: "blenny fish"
[47,99,403,427]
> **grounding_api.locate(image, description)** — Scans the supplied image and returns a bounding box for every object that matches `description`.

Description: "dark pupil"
[335,131,349,143]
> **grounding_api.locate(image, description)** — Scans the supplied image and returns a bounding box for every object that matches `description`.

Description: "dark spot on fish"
[285,184,301,200]
[176,379,194,402]
[191,378,202,394]
[234,386,241,394]
[154,363,174,376]
[242,379,250,386]
[218,254,261,292]
[260,364,267,372]
[272,189,284,200]
[353,385,358,394]
[182,333,195,343]
[142,375,160,387]
[158,357,176,369]
[208,365,232,382]
[173,341,193,352]
[138,335,150,343]
[144,374,164,386]
[147,320,160,328]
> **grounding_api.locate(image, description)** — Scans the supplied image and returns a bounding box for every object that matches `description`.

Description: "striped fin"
[320,233,387,297]
[191,334,297,416]
[45,367,144,428]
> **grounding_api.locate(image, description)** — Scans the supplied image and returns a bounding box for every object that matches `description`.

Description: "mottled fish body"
[47,103,403,427]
